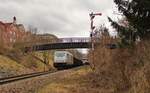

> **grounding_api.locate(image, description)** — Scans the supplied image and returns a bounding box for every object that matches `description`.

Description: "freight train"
[53,51,83,69]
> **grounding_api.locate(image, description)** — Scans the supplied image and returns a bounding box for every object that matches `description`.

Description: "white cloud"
[0,0,116,37]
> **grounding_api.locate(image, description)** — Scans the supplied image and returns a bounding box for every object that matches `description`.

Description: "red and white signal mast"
[89,12,102,50]
[89,12,102,70]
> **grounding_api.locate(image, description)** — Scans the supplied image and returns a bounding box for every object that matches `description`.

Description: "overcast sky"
[0,0,118,38]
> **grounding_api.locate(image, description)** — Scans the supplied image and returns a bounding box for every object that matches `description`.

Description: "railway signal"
[89,12,102,70]
[89,12,102,50]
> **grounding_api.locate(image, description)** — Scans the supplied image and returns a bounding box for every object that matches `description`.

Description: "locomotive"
[53,51,83,69]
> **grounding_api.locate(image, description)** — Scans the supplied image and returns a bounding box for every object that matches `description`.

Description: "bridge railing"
[22,37,100,46]
[59,37,91,43]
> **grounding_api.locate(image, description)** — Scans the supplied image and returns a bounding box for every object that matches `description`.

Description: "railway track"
[0,70,57,85]
[0,65,86,85]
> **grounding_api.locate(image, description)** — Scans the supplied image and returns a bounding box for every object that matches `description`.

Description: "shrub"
[88,34,150,92]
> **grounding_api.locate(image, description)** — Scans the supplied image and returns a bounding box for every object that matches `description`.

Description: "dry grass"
[88,36,150,93]
[34,51,54,69]
[0,55,32,78]
[21,52,54,72]
[0,51,54,78]
[37,66,92,93]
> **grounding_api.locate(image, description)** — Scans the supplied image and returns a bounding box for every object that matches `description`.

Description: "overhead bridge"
[25,37,100,52]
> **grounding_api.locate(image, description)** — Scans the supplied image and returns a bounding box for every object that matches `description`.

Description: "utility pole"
[89,12,102,70]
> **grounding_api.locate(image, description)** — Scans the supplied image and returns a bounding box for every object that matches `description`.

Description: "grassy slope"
[34,51,54,69]
[19,52,55,72]
[0,51,54,78]
[0,55,32,78]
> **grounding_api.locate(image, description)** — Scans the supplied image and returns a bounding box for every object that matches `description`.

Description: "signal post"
[89,12,102,70]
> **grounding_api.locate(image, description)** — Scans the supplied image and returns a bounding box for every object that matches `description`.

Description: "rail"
[0,65,87,85]
[0,70,56,85]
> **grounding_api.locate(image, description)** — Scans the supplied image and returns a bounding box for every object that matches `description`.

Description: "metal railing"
[59,37,91,43]
[23,37,100,47]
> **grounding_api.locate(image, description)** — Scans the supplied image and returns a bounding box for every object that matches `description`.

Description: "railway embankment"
[0,55,33,78]
[0,51,54,79]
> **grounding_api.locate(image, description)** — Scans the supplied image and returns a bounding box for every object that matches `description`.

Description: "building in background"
[0,17,27,48]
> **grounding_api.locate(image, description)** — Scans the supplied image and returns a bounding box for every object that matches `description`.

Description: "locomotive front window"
[56,53,65,57]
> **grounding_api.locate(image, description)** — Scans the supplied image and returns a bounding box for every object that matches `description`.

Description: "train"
[53,51,83,69]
